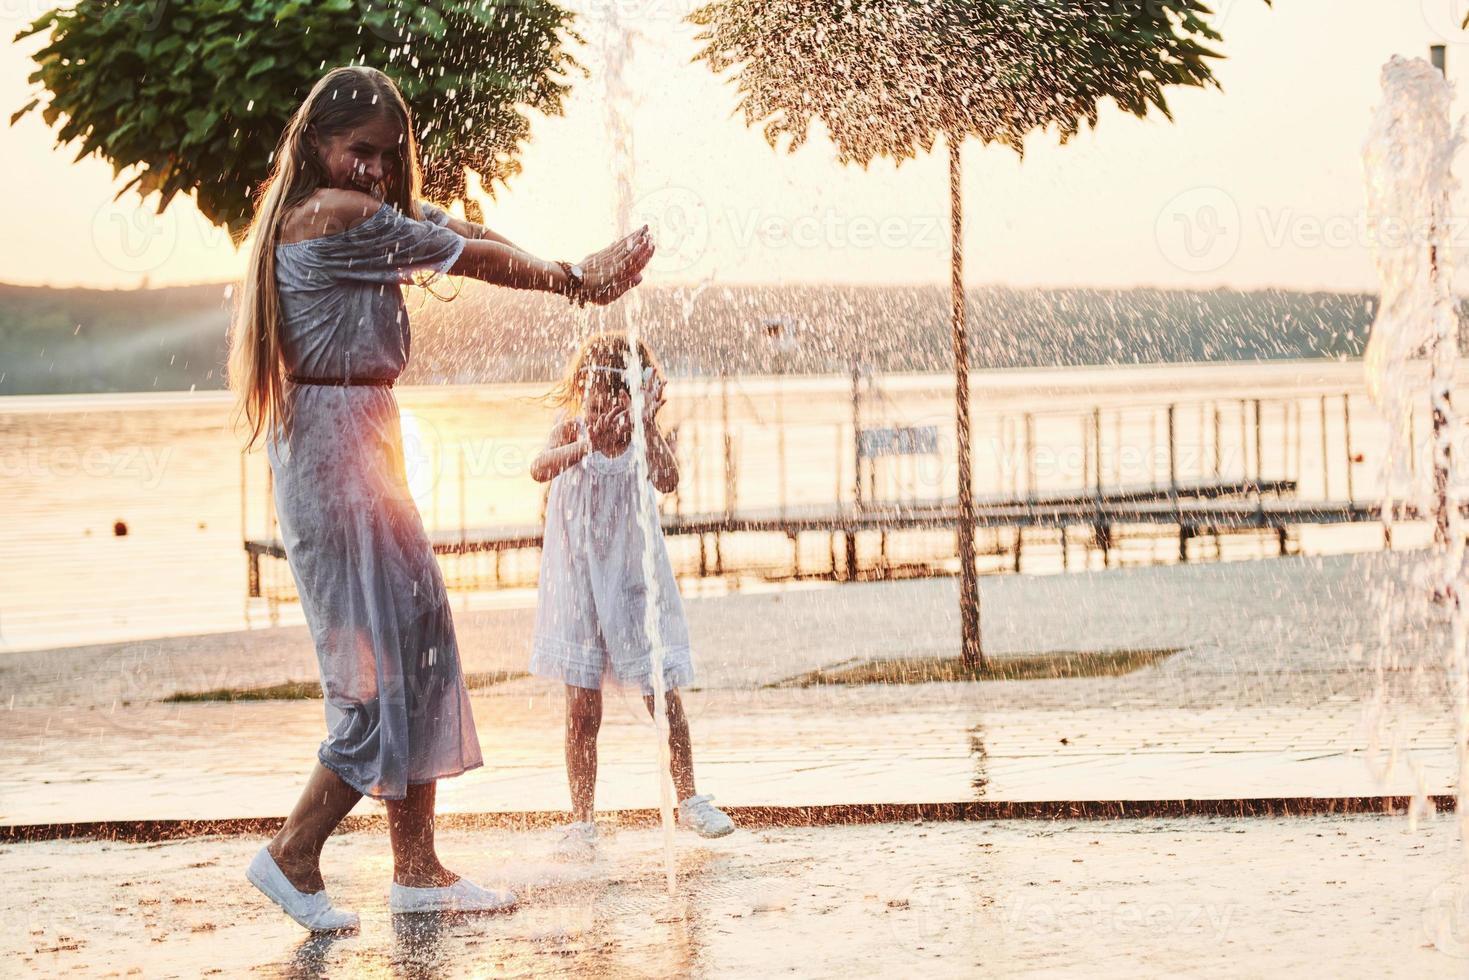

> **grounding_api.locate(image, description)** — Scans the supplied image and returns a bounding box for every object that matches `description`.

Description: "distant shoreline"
[0,279,1389,397]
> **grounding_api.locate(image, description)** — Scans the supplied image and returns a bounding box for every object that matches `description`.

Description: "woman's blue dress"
[266,200,480,799]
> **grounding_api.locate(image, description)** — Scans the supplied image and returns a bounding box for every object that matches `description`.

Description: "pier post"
[1167,404,1178,498]
[1093,407,1103,498]
[1238,400,1248,487]
[776,372,788,522]
[833,423,843,570]
[1152,409,1161,489]
[1197,402,1205,486]
[1082,417,1092,494]
[1253,398,1264,492]
[1293,400,1304,487]
[851,362,862,509]
[1212,403,1222,479]
[1169,404,1183,561]
[722,371,734,517]
[1025,413,1036,499]
[1320,394,1331,499]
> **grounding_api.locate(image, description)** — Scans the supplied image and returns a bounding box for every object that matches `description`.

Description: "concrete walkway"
[4,815,1465,977]
[0,552,1458,829]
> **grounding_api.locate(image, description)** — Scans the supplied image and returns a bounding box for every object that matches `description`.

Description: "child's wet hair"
[544,332,659,415]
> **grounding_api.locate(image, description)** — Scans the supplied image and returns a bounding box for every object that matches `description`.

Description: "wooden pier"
[243,476,1408,599]
[242,386,1415,601]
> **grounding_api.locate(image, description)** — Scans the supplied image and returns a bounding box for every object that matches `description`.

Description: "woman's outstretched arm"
[450,229,653,305]
[295,191,653,303]
[439,213,524,252]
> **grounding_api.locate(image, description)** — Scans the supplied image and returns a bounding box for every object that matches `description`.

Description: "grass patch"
[776,648,1181,687]
[162,670,528,703]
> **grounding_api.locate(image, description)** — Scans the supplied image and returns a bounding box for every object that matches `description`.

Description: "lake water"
[0,359,1447,653]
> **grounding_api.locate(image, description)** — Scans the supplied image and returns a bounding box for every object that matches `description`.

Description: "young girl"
[229,66,652,930]
[529,333,736,860]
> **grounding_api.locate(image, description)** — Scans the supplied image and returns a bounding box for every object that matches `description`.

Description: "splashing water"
[1362,54,1469,941]
[600,7,679,896]
[1364,55,1463,582]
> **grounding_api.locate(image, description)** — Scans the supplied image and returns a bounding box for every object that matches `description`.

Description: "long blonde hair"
[544,332,660,418]
[228,66,427,449]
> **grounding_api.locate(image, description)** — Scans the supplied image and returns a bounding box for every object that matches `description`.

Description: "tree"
[13,0,580,238]
[691,0,1268,667]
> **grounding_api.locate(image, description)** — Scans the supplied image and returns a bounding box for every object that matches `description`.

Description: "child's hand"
[587,402,632,455]
[641,370,667,426]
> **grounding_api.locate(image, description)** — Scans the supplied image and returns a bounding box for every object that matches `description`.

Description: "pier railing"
[242,386,1392,604]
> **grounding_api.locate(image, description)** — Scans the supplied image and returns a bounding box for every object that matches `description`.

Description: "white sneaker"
[552,821,599,862]
[388,876,518,915]
[246,846,359,933]
[677,794,736,838]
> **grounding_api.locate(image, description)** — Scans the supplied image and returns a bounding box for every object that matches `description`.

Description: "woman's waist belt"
[286,374,395,387]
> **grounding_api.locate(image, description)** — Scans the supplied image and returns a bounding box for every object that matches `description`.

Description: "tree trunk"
[950,133,983,669]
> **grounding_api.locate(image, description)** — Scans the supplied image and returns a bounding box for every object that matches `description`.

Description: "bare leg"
[566,685,603,823]
[267,762,362,894]
[644,687,697,802]
[385,780,457,888]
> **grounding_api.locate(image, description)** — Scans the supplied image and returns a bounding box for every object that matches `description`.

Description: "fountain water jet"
[1364,55,1462,584]
[1363,54,1469,945]
[599,6,680,896]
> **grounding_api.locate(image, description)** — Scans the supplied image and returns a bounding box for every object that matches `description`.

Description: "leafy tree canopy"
[690,0,1269,165]
[14,0,580,238]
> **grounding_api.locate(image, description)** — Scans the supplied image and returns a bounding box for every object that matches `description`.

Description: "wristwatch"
[557,261,587,307]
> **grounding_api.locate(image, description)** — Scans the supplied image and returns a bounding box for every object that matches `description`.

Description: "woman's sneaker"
[388,876,517,915]
[677,794,735,838]
[552,821,599,862]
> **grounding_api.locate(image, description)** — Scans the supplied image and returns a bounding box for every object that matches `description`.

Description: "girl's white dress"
[530,419,695,692]
[267,201,481,800]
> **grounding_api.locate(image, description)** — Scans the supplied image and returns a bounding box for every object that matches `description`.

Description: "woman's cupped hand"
[579,226,655,305]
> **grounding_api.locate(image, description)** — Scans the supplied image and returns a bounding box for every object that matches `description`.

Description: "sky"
[2,0,1468,292]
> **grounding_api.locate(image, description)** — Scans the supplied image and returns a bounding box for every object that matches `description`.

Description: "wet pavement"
[4,814,1465,977]
[3,551,1455,710]
[0,687,1457,827]
[0,552,1460,828]
[2,552,1466,974]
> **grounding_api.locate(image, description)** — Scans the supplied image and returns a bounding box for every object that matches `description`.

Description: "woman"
[228,65,652,931]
